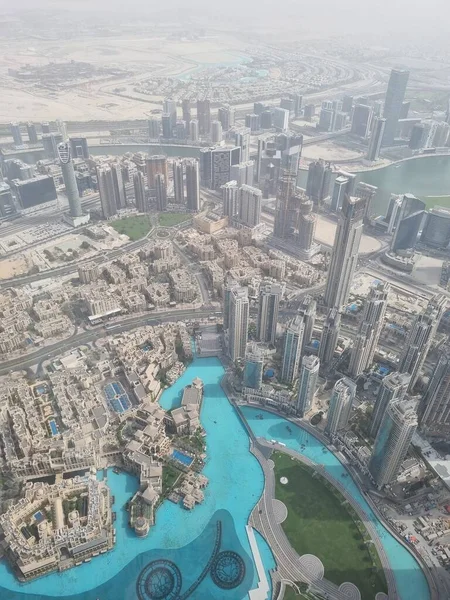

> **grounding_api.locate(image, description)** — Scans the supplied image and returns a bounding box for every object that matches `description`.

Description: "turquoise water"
[0,357,274,599]
[242,406,431,600]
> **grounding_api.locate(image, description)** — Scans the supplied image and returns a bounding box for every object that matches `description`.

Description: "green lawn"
[158,212,191,227]
[273,452,387,600]
[283,588,309,600]
[162,463,181,495]
[110,215,152,240]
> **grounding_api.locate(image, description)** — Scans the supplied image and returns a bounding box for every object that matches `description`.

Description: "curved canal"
[0,357,430,600]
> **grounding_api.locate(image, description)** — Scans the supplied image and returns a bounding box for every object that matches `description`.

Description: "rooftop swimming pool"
[0,356,430,600]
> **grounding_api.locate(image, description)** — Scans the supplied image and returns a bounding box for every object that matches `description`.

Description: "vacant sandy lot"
[0,256,29,279]
[303,141,364,162]
[314,214,382,254]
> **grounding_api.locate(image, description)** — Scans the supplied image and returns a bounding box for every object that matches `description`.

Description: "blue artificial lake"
[0,356,429,600]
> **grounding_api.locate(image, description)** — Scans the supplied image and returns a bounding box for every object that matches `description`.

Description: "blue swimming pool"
[49,420,58,436]
[243,406,431,600]
[172,449,194,466]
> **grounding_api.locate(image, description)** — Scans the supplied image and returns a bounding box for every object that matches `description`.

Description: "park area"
[273,452,387,600]
[111,215,152,240]
[158,212,191,227]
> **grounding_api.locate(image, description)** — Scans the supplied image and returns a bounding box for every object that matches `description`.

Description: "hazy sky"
[0,0,448,39]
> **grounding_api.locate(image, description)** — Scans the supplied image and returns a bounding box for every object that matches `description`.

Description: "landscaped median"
[273,451,388,600]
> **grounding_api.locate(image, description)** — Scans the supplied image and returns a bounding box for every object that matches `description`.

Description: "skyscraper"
[243,346,264,389]
[330,175,350,212]
[27,123,38,144]
[197,99,211,136]
[366,117,386,161]
[163,98,177,130]
[97,166,117,219]
[162,114,172,138]
[211,120,223,144]
[272,107,289,132]
[349,282,389,377]
[370,372,410,439]
[70,137,89,160]
[182,99,191,125]
[185,159,200,211]
[222,181,239,218]
[399,294,446,391]
[292,93,303,118]
[155,174,167,212]
[369,399,418,488]
[351,104,373,138]
[305,159,332,206]
[230,161,254,187]
[133,170,147,213]
[281,316,304,384]
[211,147,241,189]
[355,181,378,223]
[273,170,297,239]
[235,128,251,163]
[256,281,282,344]
[218,105,234,131]
[420,347,450,435]
[172,160,184,204]
[189,119,199,142]
[325,377,356,437]
[299,295,316,353]
[227,286,249,362]
[319,309,341,368]
[57,142,82,218]
[111,163,126,209]
[148,118,160,139]
[296,355,320,417]
[324,195,366,310]
[146,155,168,190]
[238,184,262,228]
[10,122,23,146]
[382,69,410,146]
[297,200,317,253]
[391,194,426,252]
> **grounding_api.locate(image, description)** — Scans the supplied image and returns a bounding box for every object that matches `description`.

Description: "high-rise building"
[210,146,241,190]
[370,372,410,439]
[97,166,117,219]
[349,282,389,377]
[281,316,304,384]
[318,108,334,132]
[296,355,320,417]
[319,309,341,368]
[26,123,38,144]
[211,120,223,144]
[324,195,366,310]
[421,347,450,435]
[217,105,234,131]
[325,377,356,437]
[0,182,16,218]
[292,93,303,118]
[133,171,147,212]
[245,113,260,133]
[366,117,386,161]
[355,182,378,222]
[391,194,426,252]
[56,119,68,142]
[182,99,191,125]
[185,159,200,212]
[197,99,211,136]
[42,132,63,159]
[163,98,177,129]
[369,399,418,488]
[280,97,294,113]
[56,142,82,218]
[382,69,410,146]
[235,128,251,163]
[299,295,316,352]
[222,181,239,218]
[175,120,186,140]
[148,118,160,139]
[162,114,172,138]
[254,102,265,115]
[330,175,350,212]
[243,346,264,389]
[146,155,168,190]
[189,119,199,142]
[421,207,450,249]
[305,159,332,205]
[41,122,50,134]
[273,170,297,239]
[70,137,89,160]
[342,95,353,113]
[227,286,249,362]
[111,163,126,209]
[351,104,373,138]
[230,161,254,187]
[272,107,289,132]
[398,294,446,391]
[239,184,262,228]
[260,110,272,129]
[155,174,167,212]
[256,281,282,344]
[10,122,23,146]
[303,104,315,121]
[172,160,184,204]
[297,199,317,252]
